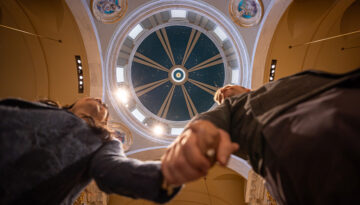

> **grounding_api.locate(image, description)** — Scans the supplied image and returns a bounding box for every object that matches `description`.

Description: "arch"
[65,0,104,99]
[251,0,293,89]
[0,0,49,100]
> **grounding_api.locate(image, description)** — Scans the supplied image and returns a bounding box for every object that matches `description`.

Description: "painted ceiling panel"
[184,81,215,114]
[166,86,190,121]
[136,31,173,69]
[131,62,168,88]
[165,26,192,65]
[188,65,225,88]
[184,33,220,69]
[138,81,172,116]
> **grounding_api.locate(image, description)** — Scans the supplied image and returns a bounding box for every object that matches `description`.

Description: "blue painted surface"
[166,26,192,65]
[188,65,224,88]
[136,32,173,69]
[184,33,220,69]
[131,62,168,88]
[184,81,214,114]
[138,81,172,116]
[173,70,184,81]
[166,86,190,121]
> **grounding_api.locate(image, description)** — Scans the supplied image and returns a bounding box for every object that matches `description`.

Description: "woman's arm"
[89,140,180,204]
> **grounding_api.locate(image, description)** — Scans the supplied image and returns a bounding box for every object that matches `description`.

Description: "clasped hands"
[161,120,239,187]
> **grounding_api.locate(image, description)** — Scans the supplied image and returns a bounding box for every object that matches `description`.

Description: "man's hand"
[161,120,239,186]
[214,85,251,104]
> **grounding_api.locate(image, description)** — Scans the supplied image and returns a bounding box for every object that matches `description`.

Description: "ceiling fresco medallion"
[109,122,133,151]
[130,26,225,122]
[229,0,263,27]
[91,0,127,24]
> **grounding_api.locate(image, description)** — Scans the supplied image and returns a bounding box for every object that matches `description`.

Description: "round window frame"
[105,0,251,143]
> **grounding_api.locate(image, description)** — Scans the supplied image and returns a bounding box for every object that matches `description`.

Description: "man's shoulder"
[249,68,360,123]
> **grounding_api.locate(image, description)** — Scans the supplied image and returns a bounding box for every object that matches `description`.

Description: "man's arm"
[161,98,241,185]
[161,92,252,189]
[189,99,233,131]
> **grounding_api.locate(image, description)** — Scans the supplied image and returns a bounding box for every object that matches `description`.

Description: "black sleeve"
[189,99,233,132]
[189,93,248,136]
[89,140,181,203]
[187,93,252,160]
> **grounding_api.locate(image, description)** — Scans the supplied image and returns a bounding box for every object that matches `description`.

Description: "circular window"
[105,0,250,143]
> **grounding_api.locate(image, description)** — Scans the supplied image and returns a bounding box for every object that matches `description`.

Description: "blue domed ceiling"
[131,26,225,121]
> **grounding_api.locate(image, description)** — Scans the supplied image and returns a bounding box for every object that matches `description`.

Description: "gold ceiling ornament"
[109,121,133,152]
[229,0,264,27]
[91,0,128,24]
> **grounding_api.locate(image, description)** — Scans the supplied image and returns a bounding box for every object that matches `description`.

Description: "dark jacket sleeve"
[189,93,260,162]
[189,93,249,141]
[89,140,180,203]
[189,97,234,132]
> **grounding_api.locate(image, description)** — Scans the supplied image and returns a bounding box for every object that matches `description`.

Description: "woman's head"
[69,97,109,126]
[214,85,251,104]
[39,97,112,141]
[68,97,113,141]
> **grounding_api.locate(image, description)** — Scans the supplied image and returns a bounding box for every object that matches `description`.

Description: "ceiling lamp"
[153,124,165,136]
[116,88,129,104]
[269,59,277,82]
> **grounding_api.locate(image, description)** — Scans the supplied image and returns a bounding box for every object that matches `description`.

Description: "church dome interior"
[1,0,359,204]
